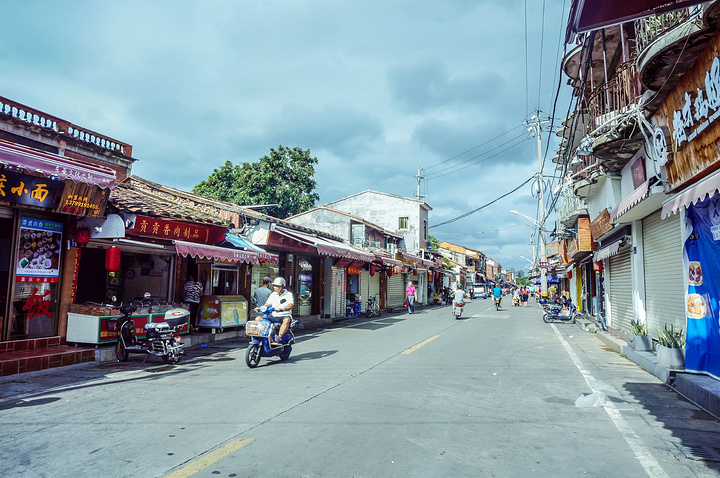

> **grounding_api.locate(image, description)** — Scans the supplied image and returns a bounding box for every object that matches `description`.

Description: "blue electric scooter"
[245,306,295,368]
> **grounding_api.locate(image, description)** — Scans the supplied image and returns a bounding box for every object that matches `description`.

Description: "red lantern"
[75,228,90,245]
[387,268,393,277]
[566,270,572,279]
[105,246,121,272]
[413,269,417,276]
[370,266,375,276]
[593,261,603,272]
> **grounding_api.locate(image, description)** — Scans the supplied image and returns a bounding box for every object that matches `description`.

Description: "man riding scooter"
[492,283,503,309]
[255,277,293,345]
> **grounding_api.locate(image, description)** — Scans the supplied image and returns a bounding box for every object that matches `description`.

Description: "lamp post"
[511,209,548,299]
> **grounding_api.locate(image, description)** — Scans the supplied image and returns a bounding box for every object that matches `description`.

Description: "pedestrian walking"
[252,276,272,317]
[406,281,417,314]
[184,274,203,330]
[521,287,529,307]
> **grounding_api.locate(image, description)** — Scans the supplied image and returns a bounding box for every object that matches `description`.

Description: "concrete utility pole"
[416,167,426,201]
[524,112,550,299]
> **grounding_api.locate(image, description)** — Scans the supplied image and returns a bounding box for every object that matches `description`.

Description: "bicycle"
[594,313,607,332]
[365,294,381,317]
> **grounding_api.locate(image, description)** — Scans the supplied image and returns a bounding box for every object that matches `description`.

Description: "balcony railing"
[586,61,642,133]
[634,5,704,54]
[0,95,132,156]
[557,185,587,225]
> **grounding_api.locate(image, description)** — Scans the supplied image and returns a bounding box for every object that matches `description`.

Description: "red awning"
[662,168,720,218]
[374,254,401,267]
[611,181,650,222]
[0,140,116,189]
[175,241,279,265]
[348,260,366,269]
[567,0,706,38]
[274,226,374,262]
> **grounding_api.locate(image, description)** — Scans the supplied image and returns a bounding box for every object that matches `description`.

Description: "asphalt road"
[2,299,720,477]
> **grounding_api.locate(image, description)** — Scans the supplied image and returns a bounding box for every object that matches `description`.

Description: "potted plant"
[655,324,686,369]
[627,319,653,351]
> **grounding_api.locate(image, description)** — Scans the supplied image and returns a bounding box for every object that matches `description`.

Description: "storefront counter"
[67,306,190,344]
[198,295,248,331]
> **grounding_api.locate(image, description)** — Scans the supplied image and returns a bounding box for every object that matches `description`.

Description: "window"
[399,217,409,230]
[423,219,428,240]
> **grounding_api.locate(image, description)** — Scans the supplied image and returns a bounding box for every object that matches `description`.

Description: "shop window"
[212,265,239,295]
[298,259,312,315]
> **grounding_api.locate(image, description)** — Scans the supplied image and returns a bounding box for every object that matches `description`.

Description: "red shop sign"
[126,215,226,245]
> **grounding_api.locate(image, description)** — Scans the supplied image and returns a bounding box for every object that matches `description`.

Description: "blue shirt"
[493,287,502,298]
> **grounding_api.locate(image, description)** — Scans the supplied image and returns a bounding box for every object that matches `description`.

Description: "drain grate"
[675,443,720,462]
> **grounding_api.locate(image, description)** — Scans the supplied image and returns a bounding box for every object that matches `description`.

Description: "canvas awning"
[594,241,621,262]
[662,168,720,218]
[374,254,402,267]
[175,241,279,264]
[611,181,650,222]
[0,140,116,189]
[274,226,374,262]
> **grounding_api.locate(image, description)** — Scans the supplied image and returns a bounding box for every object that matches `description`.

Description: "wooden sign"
[57,181,110,218]
[590,209,613,241]
[127,215,226,245]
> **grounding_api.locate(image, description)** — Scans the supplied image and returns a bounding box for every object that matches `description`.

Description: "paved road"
[2,299,720,477]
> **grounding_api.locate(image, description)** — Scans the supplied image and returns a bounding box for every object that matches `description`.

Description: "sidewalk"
[576,312,720,419]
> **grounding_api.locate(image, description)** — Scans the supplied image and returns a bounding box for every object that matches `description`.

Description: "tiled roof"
[108,182,229,227]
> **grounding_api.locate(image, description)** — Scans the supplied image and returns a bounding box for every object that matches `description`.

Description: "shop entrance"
[0,212,14,340]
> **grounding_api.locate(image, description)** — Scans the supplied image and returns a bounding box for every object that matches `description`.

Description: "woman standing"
[406,281,417,314]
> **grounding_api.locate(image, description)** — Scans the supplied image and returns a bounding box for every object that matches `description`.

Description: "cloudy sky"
[1,0,572,272]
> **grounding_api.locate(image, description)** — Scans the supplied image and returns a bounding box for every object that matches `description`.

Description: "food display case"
[197,295,248,331]
[66,303,190,344]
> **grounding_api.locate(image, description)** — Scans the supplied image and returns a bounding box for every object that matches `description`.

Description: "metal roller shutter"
[359,270,380,312]
[331,267,346,317]
[642,210,685,333]
[387,274,406,308]
[608,248,633,331]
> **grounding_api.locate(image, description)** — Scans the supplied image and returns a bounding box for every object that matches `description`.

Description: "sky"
[0,0,573,273]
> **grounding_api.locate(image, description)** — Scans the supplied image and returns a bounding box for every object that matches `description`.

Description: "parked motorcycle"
[111,297,189,364]
[245,306,295,368]
[542,302,577,324]
[452,300,464,319]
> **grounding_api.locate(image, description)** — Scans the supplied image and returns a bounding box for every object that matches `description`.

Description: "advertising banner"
[16,217,63,283]
[685,197,720,377]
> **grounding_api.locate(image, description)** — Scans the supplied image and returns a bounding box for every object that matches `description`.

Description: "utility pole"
[528,113,549,299]
[416,167,426,201]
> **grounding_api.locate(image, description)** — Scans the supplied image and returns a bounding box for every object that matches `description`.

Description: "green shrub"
[629,319,648,336]
[656,324,686,349]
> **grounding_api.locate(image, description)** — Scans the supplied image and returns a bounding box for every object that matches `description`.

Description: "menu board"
[16,217,63,283]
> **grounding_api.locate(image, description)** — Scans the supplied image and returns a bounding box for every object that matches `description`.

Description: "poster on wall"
[685,197,720,377]
[16,217,63,283]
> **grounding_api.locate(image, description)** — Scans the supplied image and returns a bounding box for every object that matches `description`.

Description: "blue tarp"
[685,198,720,377]
[533,276,561,285]
[225,233,266,252]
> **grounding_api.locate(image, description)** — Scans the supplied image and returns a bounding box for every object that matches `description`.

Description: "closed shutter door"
[643,210,685,332]
[369,273,380,305]
[331,267,346,317]
[608,248,633,331]
[387,274,405,308]
[359,270,380,312]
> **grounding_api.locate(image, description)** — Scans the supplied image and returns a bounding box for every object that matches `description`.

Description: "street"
[2,300,720,477]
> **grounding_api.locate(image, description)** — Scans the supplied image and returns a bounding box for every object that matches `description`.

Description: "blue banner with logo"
[685,196,720,377]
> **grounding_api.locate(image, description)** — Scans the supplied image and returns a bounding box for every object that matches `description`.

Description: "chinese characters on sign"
[16,217,63,283]
[671,56,720,148]
[22,287,53,320]
[57,181,110,218]
[125,215,225,245]
[0,169,64,209]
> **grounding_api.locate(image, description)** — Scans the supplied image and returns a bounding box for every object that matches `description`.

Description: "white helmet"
[272,277,286,287]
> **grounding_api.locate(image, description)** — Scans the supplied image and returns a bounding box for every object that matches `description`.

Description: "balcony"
[587,61,642,135]
[635,3,720,113]
[557,185,588,227]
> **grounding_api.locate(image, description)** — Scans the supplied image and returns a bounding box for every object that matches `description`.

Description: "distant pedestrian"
[253,276,272,317]
[521,287,529,307]
[184,274,203,329]
[406,281,417,314]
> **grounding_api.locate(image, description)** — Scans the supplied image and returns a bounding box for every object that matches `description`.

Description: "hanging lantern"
[413,269,417,276]
[370,266,375,276]
[387,268,393,277]
[105,246,121,272]
[593,261,603,272]
[75,228,90,245]
[566,269,572,280]
[428,270,432,281]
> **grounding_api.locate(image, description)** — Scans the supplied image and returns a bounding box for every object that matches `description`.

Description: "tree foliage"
[193,146,320,219]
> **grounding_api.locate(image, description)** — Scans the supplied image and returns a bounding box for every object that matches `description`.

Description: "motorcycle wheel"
[115,339,129,362]
[366,308,372,318]
[543,313,551,323]
[162,348,181,364]
[245,344,262,368]
[278,345,292,361]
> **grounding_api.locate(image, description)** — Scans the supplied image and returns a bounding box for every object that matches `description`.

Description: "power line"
[429,174,536,228]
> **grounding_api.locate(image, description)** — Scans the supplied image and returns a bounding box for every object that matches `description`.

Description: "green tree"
[428,235,440,251]
[193,146,320,218]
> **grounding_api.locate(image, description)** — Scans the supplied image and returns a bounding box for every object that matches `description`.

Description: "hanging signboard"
[0,169,64,209]
[56,181,110,218]
[125,215,226,245]
[16,217,63,283]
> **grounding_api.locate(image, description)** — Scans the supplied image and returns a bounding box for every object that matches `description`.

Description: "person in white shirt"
[256,277,294,345]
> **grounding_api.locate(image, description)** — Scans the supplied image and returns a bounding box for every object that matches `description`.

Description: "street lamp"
[510,209,548,299]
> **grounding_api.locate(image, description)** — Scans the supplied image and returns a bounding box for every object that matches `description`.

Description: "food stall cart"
[197,295,248,332]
